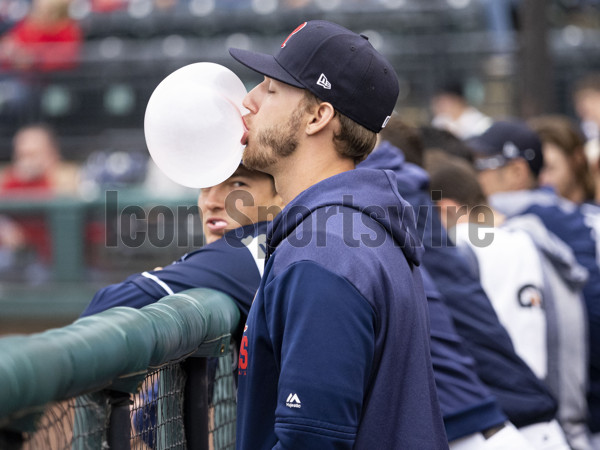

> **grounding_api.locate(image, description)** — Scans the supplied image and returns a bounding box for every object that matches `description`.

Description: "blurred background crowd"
[0,0,599,331]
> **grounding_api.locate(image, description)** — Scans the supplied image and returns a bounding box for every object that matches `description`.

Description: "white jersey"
[454,223,547,379]
[454,215,590,449]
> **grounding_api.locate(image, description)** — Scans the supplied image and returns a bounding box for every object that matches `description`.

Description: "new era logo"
[286,393,301,408]
[317,74,331,90]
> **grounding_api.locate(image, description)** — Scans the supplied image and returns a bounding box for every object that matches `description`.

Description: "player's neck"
[272,143,355,204]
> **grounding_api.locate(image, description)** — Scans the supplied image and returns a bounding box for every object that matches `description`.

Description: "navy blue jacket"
[236,169,448,449]
[80,222,268,319]
[490,189,600,432]
[421,266,507,440]
[360,142,557,428]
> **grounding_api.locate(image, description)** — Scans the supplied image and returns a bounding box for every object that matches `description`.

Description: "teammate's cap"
[229,20,399,133]
[467,120,544,177]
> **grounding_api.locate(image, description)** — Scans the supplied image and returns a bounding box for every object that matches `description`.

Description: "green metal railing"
[0,288,240,449]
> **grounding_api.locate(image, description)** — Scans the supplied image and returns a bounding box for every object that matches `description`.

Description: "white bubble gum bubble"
[144,63,247,189]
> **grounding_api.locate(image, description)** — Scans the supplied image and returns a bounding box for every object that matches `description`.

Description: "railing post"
[48,199,86,282]
[183,358,209,450]
[107,391,132,450]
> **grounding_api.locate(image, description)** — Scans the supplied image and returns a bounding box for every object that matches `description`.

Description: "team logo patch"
[286,393,301,408]
[517,284,543,307]
[281,22,307,48]
[317,73,331,89]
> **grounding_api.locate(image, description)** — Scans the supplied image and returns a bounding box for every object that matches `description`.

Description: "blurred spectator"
[90,0,126,13]
[0,123,78,282]
[529,115,596,205]
[430,81,493,140]
[0,123,79,195]
[0,213,48,284]
[467,120,600,439]
[430,154,590,450]
[573,74,600,203]
[0,0,82,73]
[0,0,82,121]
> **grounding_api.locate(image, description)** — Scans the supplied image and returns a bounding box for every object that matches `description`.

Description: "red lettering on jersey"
[281,22,307,48]
[239,335,249,372]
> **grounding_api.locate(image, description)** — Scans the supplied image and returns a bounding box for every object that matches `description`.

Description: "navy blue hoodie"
[236,169,448,449]
[360,142,557,428]
[421,266,507,440]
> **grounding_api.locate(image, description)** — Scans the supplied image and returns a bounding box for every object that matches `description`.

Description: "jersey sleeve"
[265,260,376,449]
[80,237,262,318]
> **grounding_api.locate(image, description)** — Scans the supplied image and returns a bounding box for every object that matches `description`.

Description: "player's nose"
[199,187,225,211]
[243,81,266,113]
[242,91,256,114]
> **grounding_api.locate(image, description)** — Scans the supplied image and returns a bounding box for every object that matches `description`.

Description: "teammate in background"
[529,115,596,205]
[467,120,600,444]
[229,20,447,449]
[80,164,283,320]
[360,116,560,449]
[419,124,476,165]
[429,154,589,450]
[430,81,492,140]
[528,116,600,263]
[80,164,283,449]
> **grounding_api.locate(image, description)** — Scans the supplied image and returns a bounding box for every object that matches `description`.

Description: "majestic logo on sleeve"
[281,22,307,48]
[286,393,302,408]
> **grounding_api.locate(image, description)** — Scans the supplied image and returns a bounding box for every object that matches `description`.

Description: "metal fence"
[0,288,240,450]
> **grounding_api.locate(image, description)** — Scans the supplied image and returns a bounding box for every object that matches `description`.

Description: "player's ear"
[305,102,335,136]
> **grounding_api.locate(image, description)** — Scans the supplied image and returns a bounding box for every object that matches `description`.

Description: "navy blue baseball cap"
[467,120,544,177]
[229,20,399,133]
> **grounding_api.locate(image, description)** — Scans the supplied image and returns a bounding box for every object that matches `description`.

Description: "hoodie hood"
[502,214,588,288]
[267,167,424,266]
[360,140,430,194]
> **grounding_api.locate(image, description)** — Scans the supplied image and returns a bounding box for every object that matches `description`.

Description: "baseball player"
[79,164,283,449]
[229,20,447,449]
[80,164,283,320]
[431,156,588,449]
[360,134,558,449]
[469,120,600,442]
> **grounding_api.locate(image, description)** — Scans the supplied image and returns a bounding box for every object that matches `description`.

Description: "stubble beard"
[242,106,304,172]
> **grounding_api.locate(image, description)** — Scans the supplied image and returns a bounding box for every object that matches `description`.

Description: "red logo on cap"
[281,22,307,48]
